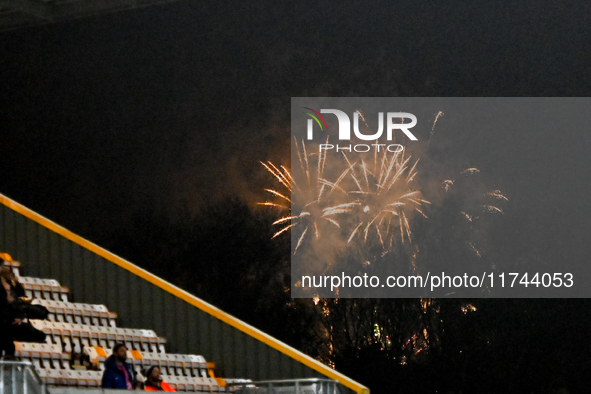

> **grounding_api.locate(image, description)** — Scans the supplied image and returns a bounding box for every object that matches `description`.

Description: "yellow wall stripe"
[0,193,369,394]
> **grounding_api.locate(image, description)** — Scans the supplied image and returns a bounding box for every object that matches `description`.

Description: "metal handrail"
[226,377,342,394]
[0,360,47,394]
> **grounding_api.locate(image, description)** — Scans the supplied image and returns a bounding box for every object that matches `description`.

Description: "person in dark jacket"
[2,263,48,321]
[101,343,136,389]
[0,275,17,359]
[1,262,46,359]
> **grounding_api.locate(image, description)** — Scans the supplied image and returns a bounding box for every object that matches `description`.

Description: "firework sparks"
[260,109,507,266]
[461,167,480,175]
[334,147,429,248]
[440,167,508,258]
[443,179,454,192]
[259,139,349,254]
[428,111,444,144]
[487,190,509,201]
[260,139,430,253]
[482,205,503,214]
[460,211,473,222]
[469,242,482,257]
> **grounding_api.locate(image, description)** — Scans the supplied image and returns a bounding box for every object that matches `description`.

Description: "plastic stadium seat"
[190,355,208,377]
[139,351,169,374]
[35,367,48,382]
[14,342,69,371]
[166,375,184,391]
[61,369,102,387]
[85,346,108,371]
[127,349,144,376]
[81,370,103,387]
[19,277,69,302]
[43,368,65,386]
[61,369,79,386]
[171,354,194,377]
[29,321,166,356]
[72,303,92,325]
[162,353,181,377]
[125,349,142,374]
[30,320,62,349]
[161,374,218,391]
[166,353,187,376]
[180,376,200,392]
[83,370,103,387]
[35,300,66,323]
[181,376,212,392]
[13,342,43,371]
[197,377,222,392]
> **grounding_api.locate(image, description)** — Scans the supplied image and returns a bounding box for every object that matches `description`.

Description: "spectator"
[143,366,176,391]
[1,263,46,359]
[0,267,17,359]
[1,263,48,321]
[1,261,25,300]
[101,343,136,389]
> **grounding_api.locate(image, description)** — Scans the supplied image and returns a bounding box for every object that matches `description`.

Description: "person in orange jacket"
[143,366,176,391]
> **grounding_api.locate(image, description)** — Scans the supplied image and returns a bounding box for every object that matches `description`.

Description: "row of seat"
[35,299,117,327]
[16,342,205,376]
[37,369,103,388]
[19,276,69,302]
[159,375,225,392]
[86,346,209,378]
[15,342,69,371]
[15,342,231,391]
[37,369,227,392]
[29,320,166,354]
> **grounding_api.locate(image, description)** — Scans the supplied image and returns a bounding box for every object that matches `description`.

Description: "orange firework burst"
[260,138,429,254]
[259,138,349,254]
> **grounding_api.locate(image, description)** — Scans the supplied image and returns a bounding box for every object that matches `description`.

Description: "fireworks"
[445,169,506,218]
[260,138,429,254]
[259,139,348,253]
[260,111,508,265]
[333,146,430,248]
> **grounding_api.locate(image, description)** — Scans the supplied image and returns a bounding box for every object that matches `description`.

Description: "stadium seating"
[18,276,69,302]
[4,256,248,391]
[35,299,118,326]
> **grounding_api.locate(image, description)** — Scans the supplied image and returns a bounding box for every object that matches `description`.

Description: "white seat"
[43,368,64,385]
[37,299,117,326]
[140,351,168,374]
[187,355,208,377]
[196,377,221,392]
[81,370,103,387]
[19,278,68,302]
[85,346,108,369]
[167,375,184,391]
[14,342,68,370]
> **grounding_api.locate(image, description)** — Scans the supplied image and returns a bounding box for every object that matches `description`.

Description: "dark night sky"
[1,1,591,277]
